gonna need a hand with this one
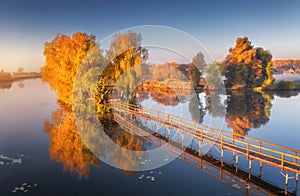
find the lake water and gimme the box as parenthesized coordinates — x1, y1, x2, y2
(0, 79, 299, 195)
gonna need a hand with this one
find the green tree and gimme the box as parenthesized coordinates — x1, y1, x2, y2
(256, 47, 274, 89)
(205, 61, 224, 90)
(188, 52, 205, 87)
(192, 52, 206, 71)
(188, 64, 201, 87)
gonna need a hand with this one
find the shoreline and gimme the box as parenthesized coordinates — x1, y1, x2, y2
(0, 74, 41, 83)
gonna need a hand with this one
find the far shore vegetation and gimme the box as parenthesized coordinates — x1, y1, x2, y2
(38, 32, 299, 111)
(0, 67, 40, 82)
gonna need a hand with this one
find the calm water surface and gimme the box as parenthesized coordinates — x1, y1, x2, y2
(0, 79, 299, 195)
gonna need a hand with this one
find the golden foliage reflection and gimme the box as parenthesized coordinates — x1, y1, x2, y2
(44, 103, 100, 179)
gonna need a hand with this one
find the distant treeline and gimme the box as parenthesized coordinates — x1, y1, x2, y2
(0, 71, 41, 82)
(272, 59, 300, 74)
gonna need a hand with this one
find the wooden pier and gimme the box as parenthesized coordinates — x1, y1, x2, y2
(113, 112, 295, 195)
(111, 101, 300, 190)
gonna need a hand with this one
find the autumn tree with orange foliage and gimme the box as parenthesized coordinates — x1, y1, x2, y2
(225, 37, 273, 90)
(40, 33, 97, 105)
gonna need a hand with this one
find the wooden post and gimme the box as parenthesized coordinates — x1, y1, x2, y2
(235, 154, 239, 173)
(259, 161, 263, 177)
(221, 136, 224, 150)
(294, 151, 298, 163)
(200, 158, 203, 169)
(181, 134, 184, 148)
(247, 143, 250, 159)
(259, 141, 262, 153)
(249, 159, 252, 171)
(221, 149, 224, 166)
(281, 153, 285, 170)
(296, 172, 299, 194)
(232, 134, 234, 145)
(199, 142, 202, 156)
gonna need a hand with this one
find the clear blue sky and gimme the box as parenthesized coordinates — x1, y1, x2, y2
(0, 0, 299, 71)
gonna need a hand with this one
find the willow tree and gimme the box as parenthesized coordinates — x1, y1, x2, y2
(95, 31, 148, 111)
(205, 61, 225, 90)
(40, 33, 97, 105)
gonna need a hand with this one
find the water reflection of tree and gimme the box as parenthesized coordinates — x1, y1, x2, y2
(44, 101, 145, 177)
(99, 114, 143, 172)
(134, 82, 180, 106)
(18, 81, 25, 88)
(0, 82, 12, 90)
(271, 90, 300, 98)
(225, 92, 272, 138)
(43, 103, 100, 179)
(205, 90, 226, 118)
(189, 93, 205, 123)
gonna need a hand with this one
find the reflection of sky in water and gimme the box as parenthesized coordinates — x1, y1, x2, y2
(274, 74, 300, 82)
(140, 97, 191, 120)
(247, 94, 300, 149)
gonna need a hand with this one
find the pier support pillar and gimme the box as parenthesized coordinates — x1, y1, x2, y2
(235, 155, 239, 173)
(198, 142, 202, 156)
(235, 154, 239, 165)
(295, 173, 299, 196)
(259, 161, 263, 177)
(221, 149, 224, 166)
(249, 159, 252, 170)
(248, 159, 252, 179)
